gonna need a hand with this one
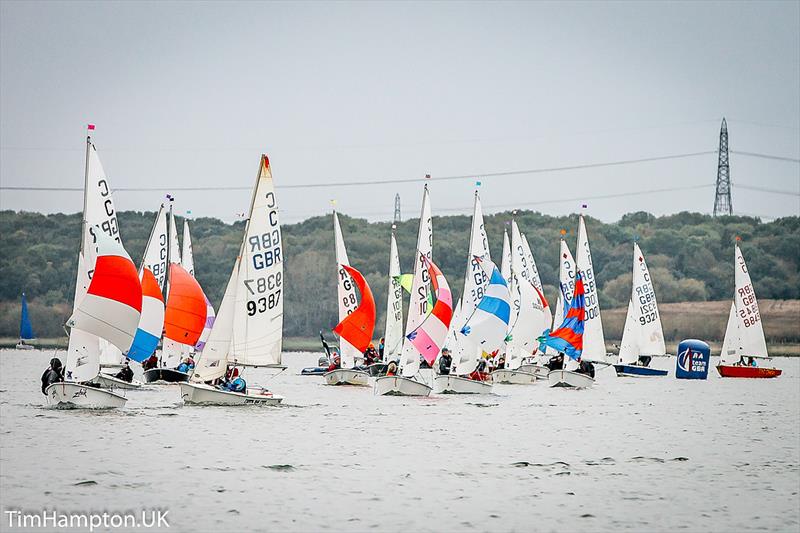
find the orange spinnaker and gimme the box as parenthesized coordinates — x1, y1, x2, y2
(164, 263, 207, 345)
(333, 264, 376, 353)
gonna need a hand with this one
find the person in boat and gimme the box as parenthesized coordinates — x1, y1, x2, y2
(40, 357, 64, 395)
(636, 355, 652, 367)
(748, 356, 757, 367)
(575, 357, 595, 378)
(438, 348, 453, 375)
(326, 348, 341, 372)
(114, 360, 134, 383)
(468, 358, 490, 382)
(363, 343, 379, 366)
(495, 355, 506, 370)
(386, 361, 398, 376)
(176, 357, 195, 373)
(546, 353, 565, 371)
(142, 353, 159, 371)
(221, 367, 246, 393)
(378, 337, 385, 359)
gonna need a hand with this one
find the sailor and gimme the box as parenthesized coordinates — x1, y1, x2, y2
(637, 355, 652, 367)
(363, 343, 379, 366)
(748, 356, 757, 367)
(326, 348, 341, 372)
(438, 348, 453, 375)
(223, 368, 246, 393)
(546, 353, 565, 371)
(468, 358, 489, 381)
(576, 357, 595, 378)
(378, 337, 385, 359)
(142, 353, 159, 371)
(177, 357, 192, 373)
(115, 360, 134, 383)
(40, 358, 64, 395)
(386, 361, 398, 376)
(495, 355, 506, 370)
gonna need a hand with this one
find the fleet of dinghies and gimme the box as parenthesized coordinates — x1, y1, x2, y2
(39, 132, 783, 409)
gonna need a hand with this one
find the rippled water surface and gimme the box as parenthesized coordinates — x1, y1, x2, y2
(1, 350, 799, 532)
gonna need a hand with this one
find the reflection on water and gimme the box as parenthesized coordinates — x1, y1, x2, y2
(1, 350, 798, 532)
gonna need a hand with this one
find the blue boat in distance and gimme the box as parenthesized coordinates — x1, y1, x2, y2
(16, 293, 36, 350)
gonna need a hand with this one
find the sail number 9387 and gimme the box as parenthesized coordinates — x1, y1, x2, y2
(244, 272, 282, 315)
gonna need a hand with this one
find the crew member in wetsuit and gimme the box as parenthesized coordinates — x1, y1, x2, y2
(637, 355, 652, 367)
(41, 358, 64, 395)
(546, 353, 565, 371)
(438, 348, 453, 375)
(468, 359, 490, 381)
(115, 360, 134, 382)
(326, 349, 341, 372)
(363, 343, 379, 366)
(222, 368, 246, 393)
(576, 358, 595, 378)
(142, 353, 159, 371)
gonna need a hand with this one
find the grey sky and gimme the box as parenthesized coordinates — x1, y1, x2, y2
(1, 1, 798, 224)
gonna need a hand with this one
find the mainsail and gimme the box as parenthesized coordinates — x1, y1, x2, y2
(553, 237, 576, 329)
(383, 230, 404, 361)
(720, 243, 768, 363)
(500, 229, 511, 285)
(182, 219, 195, 277)
(333, 211, 361, 368)
(618, 243, 666, 364)
(576, 215, 606, 361)
(399, 186, 433, 378)
(406, 258, 453, 364)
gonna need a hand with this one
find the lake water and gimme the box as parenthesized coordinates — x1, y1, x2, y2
(1, 350, 798, 532)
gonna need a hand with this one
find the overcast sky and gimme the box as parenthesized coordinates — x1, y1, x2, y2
(1, 1, 798, 224)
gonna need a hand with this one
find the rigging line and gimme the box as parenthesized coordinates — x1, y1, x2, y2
(730, 150, 800, 163)
(0, 150, 717, 192)
(735, 184, 800, 196)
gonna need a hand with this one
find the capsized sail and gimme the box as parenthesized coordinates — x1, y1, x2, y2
(618, 243, 666, 364)
(383, 230, 404, 361)
(19, 293, 34, 340)
(576, 215, 606, 361)
(399, 186, 432, 378)
(333, 264, 376, 354)
(539, 271, 585, 360)
(406, 258, 453, 366)
(334, 211, 361, 368)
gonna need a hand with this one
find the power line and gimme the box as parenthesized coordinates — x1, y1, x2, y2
(730, 150, 800, 163)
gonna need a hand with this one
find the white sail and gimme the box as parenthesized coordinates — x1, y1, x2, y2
(500, 229, 511, 285)
(162, 206, 191, 366)
(169, 210, 181, 266)
(451, 192, 492, 375)
(732, 244, 768, 357)
(505, 222, 548, 368)
(521, 232, 552, 332)
(720, 303, 741, 365)
(182, 219, 195, 277)
(383, 230, 404, 361)
(399, 186, 433, 378)
(333, 211, 360, 368)
(230, 155, 283, 367)
(576, 215, 606, 362)
(618, 243, 666, 364)
(66, 139, 123, 383)
(192, 258, 239, 382)
(553, 238, 576, 329)
(141, 205, 169, 292)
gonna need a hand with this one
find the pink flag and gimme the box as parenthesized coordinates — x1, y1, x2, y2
(87, 124, 95, 131)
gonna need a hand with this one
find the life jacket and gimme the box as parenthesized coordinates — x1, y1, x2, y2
(226, 377, 246, 393)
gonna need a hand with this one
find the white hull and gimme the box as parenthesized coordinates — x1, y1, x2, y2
(490, 369, 537, 385)
(518, 364, 550, 378)
(374, 376, 431, 397)
(93, 373, 143, 390)
(15, 342, 35, 350)
(433, 375, 493, 394)
(180, 382, 283, 406)
(547, 370, 594, 389)
(45, 382, 127, 409)
(324, 368, 370, 386)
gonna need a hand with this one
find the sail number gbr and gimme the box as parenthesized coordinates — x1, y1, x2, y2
(244, 272, 282, 316)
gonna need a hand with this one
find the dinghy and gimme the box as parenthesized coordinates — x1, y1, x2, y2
(380, 226, 404, 367)
(46, 136, 142, 409)
(324, 212, 373, 386)
(93, 373, 143, 390)
(575, 215, 610, 365)
(15, 292, 35, 349)
(376, 186, 451, 396)
(180, 154, 285, 405)
(613, 243, 668, 377)
(716, 241, 781, 378)
(539, 271, 594, 388)
(435, 192, 495, 394)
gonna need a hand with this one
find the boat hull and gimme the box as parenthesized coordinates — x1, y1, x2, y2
(143, 368, 190, 383)
(45, 382, 127, 409)
(15, 343, 35, 350)
(366, 362, 389, 377)
(180, 382, 283, 405)
(716, 365, 782, 378)
(324, 369, 370, 386)
(433, 375, 493, 394)
(300, 366, 328, 376)
(547, 370, 594, 389)
(518, 364, 550, 378)
(374, 376, 431, 397)
(490, 369, 537, 384)
(93, 373, 143, 390)
(613, 364, 668, 378)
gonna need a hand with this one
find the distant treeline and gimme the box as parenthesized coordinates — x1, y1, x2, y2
(1, 209, 798, 341)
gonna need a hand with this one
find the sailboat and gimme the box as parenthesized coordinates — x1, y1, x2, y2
(613, 243, 668, 377)
(143, 202, 207, 383)
(716, 241, 782, 378)
(576, 214, 609, 364)
(376, 185, 448, 396)
(181, 217, 217, 353)
(492, 220, 548, 384)
(180, 155, 285, 405)
(16, 293, 35, 349)
(46, 136, 142, 408)
(324, 211, 375, 386)
(435, 191, 496, 394)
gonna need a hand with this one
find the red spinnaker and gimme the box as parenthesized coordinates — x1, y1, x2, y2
(333, 264, 376, 353)
(164, 263, 207, 345)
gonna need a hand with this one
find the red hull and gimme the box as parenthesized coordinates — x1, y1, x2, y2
(716, 365, 782, 378)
